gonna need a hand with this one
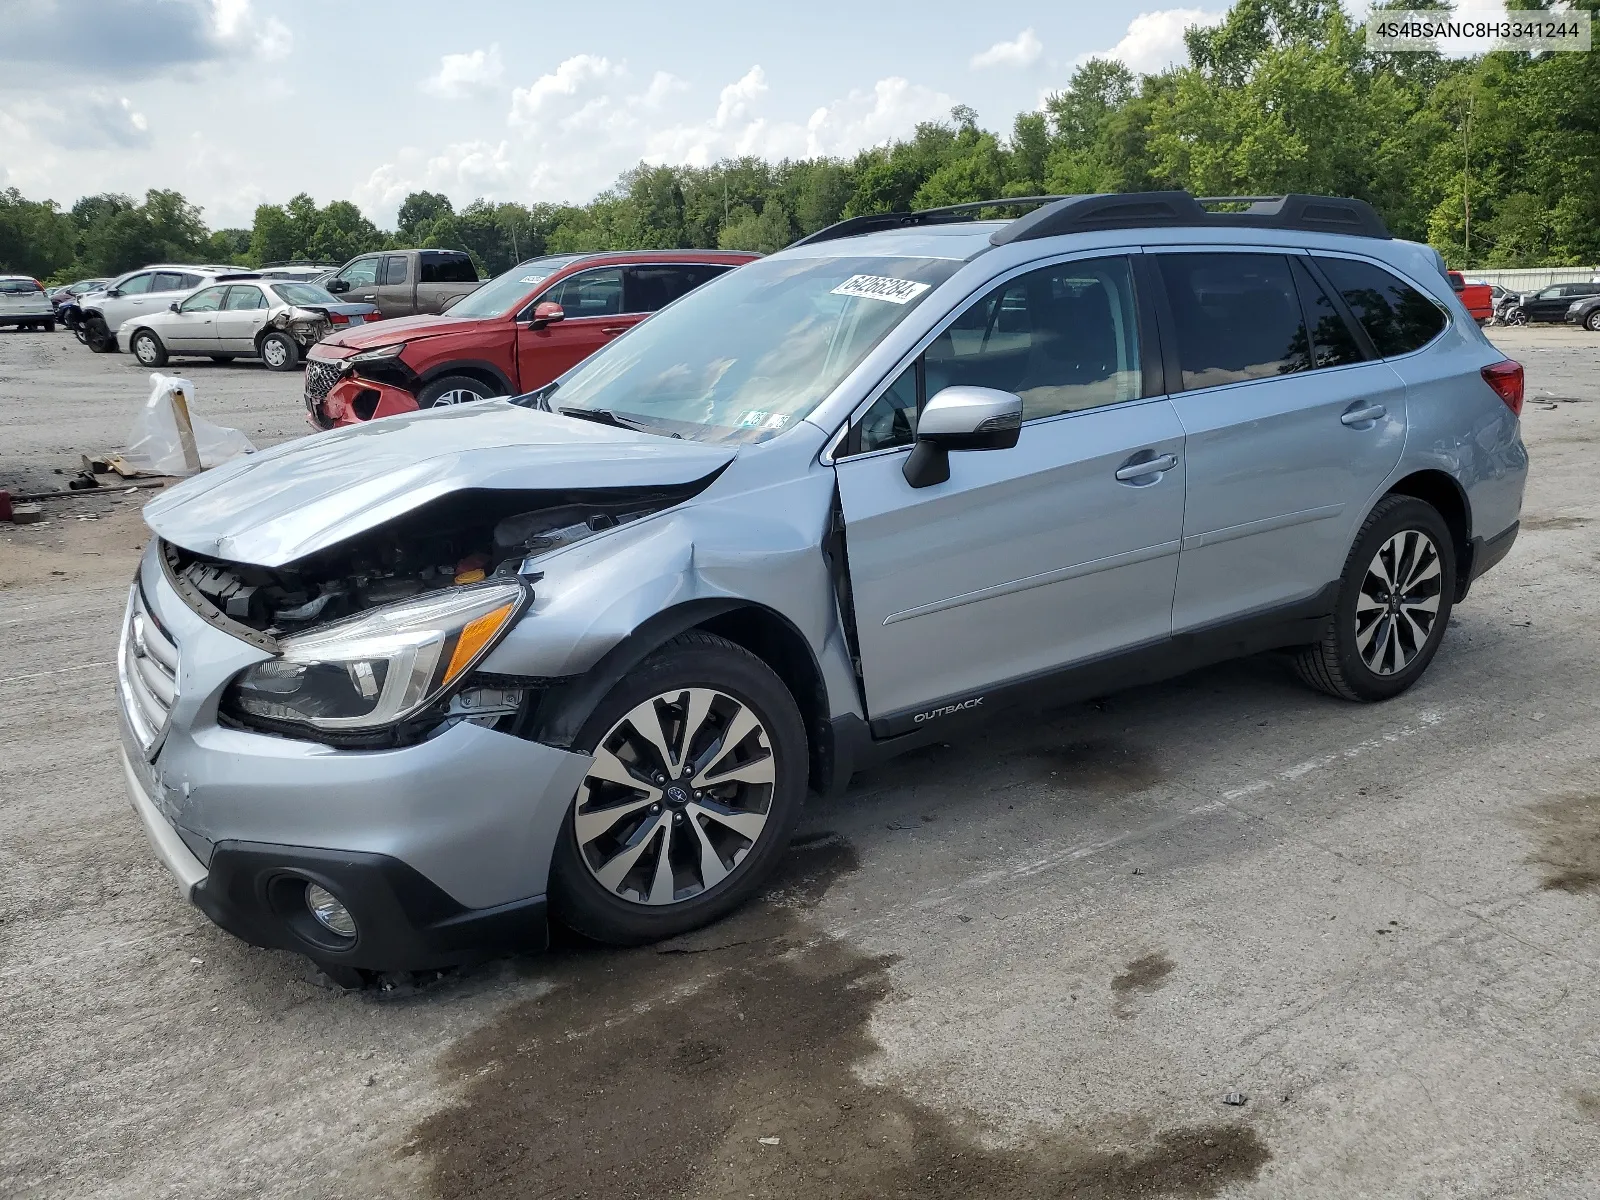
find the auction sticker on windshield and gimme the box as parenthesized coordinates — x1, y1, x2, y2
(830, 275, 932, 304)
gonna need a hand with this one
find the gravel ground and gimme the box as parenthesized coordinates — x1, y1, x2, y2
(2, 325, 1599, 1199)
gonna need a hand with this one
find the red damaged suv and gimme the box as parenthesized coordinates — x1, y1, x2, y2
(304, 249, 756, 427)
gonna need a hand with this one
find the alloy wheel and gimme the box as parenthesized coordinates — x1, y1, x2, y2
(429, 388, 486, 407)
(1356, 529, 1443, 676)
(575, 687, 776, 906)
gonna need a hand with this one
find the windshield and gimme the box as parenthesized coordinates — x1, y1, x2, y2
(445, 256, 583, 319)
(271, 282, 338, 306)
(524, 255, 959, 443)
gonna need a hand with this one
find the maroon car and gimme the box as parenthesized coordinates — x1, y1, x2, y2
(304, 249, 756, 427)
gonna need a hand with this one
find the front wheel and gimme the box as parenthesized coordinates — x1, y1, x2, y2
(1505, 307, 1528, 326)
(130, 328, 167, 367)
(1586, 311, 1600, 333)
(1292, 495, 1456, 702)
(549, 632, 808, 945)
(417, 373, 499, 408)
(84, 315, 115, 352)
(260, 331, 299, 371)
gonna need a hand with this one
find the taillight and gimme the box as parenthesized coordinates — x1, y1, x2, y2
(1481, 359, 1524, 416)
(364, 310, 382, 320)
(329, 311, 349, 325)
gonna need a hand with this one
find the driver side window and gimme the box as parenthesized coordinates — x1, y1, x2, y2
(339, 257, 381, 288)
(849, 255, 1143, 455)
(181, 286, 227, 312)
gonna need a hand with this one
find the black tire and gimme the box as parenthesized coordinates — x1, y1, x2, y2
(130, 328, 167, 367)
(209, 354, 235, 363)
(549, 632, 808, 945)
(44, 320, 55, 333)
(1506, 307, 1528, 326)
(84, 315, 115, 352)
(1292, 495, 1457, 702)
(417, 373, 500, 408)
(1586, 310, 1600, 334)
(260, 331, 299, 371)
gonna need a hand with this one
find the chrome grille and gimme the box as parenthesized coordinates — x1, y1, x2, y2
(304, 359, 341, 415)
(118, 583, 178, 755)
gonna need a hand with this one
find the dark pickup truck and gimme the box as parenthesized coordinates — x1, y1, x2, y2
(323, 249, 481, 318)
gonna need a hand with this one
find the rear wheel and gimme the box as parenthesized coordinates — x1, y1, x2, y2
(130, 328, 167, 367)
(260, 331, 298, 371)
(44, 320, 55, 333)
(1292, 495, 1456, 702)
(417, 373, 500, 408)
(549, 632, 807, 945)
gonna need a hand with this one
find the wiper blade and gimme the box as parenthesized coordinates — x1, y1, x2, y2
(557, 407, 679, 437)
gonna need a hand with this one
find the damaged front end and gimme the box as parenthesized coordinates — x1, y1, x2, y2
(162, 483, 704, 748)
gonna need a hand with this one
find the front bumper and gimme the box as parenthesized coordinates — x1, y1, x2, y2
(117, 552, 595, 970)
(318, 372, 421, 427)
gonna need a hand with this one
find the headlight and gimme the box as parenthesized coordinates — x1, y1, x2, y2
(229, 582, 526, 732)
(348, 343, 405, 365)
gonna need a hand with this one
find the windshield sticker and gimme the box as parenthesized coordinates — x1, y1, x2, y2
(519, 274, 550, 284)
(830, 274, 932, 304)
(737, 410, 771, 428)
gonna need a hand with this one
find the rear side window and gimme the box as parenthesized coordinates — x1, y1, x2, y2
(1314, 257, 1446, 357)
(1156, 253, 1310, 389)
(1290, 260, 1364, 369)
(118, 274, 154, 295)
(383, 255, 409, 286)
(420, 252, 478, 284)
(224, 285, 267, 310)
(623, 264, 729, 314)
(151, 272, 188, 292)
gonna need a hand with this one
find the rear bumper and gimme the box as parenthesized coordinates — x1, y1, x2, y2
(1460, 520, 1519, 601)
(0, 309, 53, 323)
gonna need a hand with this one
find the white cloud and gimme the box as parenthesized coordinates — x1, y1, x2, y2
(1083, 8, 1225, 74)
(424, 45, 505, 99)
(208, 0, 291, 61)
(1, 90, 151, 152)
(971, 28, 1044, 70)
(354, 58, 954, 225)
(509, 54, 622, 125)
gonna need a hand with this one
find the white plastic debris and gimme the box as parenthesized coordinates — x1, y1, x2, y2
(758, 1137, 780, 1146)
(123, 373, 254, 476)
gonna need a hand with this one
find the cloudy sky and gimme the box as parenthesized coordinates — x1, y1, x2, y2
(0, 0, 1243, 229)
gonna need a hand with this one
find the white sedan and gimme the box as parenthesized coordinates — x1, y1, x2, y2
(117, 279, 382, 371)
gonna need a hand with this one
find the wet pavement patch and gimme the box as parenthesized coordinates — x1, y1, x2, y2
(1521, 514, 1591, 531)
(405, 840, 1265, 1199)
(1521, 794, 1600, 894)
(1025, 739, 1165, 795)
(1111, 952, 1177, 1019)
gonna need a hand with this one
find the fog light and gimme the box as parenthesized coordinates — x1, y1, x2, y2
(305, 883, 356, 938)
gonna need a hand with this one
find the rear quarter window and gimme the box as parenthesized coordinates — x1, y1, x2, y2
(1314, 257, 1446, 357)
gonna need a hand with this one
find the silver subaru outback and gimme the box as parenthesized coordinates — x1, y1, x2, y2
(118, 192, 1527, 980)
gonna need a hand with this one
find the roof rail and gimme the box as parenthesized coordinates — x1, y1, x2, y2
(790, 190, 1390, 250)
(789, 196, 1071, 248)
(990, 191, 1390, 244)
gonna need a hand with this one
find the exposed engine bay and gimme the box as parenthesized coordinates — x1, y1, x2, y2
(163, 483, 703, 638)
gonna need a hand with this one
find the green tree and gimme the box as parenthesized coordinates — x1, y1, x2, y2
(397, 191, 453, 241)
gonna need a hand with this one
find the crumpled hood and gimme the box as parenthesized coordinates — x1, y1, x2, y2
(144, 401, 736, 566)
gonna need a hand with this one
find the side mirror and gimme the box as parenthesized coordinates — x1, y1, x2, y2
(169, 301, 180, 312)
(529, 301, 565, 330)
(106, 288, 121, 298)
(326, 279, 350, 294)
(902, 386, 1022, 489)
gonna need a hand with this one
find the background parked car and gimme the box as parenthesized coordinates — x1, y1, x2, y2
(1502, 281, 1600, 325)
(257, 262, 341, 282)
(1446, 271, 1493, 323)
(117, 279, 381, 371)
(48, 277, 108, 313)
(1566, 294, 1600, 332)
(321, 248, 481, 318)
(0, 276, 55, 330)
(305, 249, 754, 426)
(75, 265, 255, 351)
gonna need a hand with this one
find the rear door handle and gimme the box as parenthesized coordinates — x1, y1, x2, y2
(1341, 403, 1386, 426)
(1115, 452, 1178, 482)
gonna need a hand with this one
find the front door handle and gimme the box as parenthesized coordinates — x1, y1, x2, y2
(600, 325, 628, 335)
(1341, 403, 1386, 426)
(1115, 452, 1177, 482)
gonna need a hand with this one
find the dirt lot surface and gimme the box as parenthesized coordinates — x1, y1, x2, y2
(3, 325, 1599, 1198)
